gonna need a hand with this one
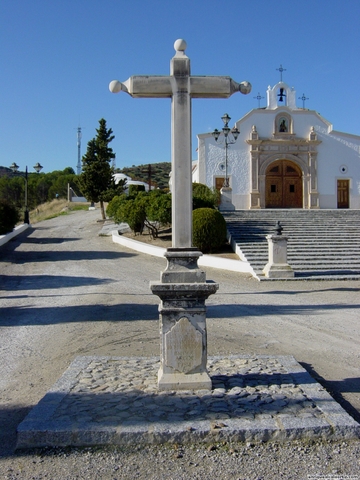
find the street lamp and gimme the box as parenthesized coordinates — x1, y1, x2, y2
(212, 113, 239, 188)
(9, 162, 43, 224)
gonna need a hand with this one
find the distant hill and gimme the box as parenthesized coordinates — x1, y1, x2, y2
(118, 162, 171, 190)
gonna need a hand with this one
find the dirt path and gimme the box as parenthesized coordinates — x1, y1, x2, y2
(0, 208, 359, 464)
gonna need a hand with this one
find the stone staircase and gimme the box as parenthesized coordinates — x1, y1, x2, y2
(223, 209, 360, 280)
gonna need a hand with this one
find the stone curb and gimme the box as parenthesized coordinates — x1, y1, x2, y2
(16, 355, 360, 449)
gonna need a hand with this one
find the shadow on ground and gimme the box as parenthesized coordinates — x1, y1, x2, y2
(300, 362, 360, 423)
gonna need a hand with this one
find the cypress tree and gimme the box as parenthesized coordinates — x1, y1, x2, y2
(80, 119, 116, 219)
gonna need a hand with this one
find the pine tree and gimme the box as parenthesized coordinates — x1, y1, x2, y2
(80, 119, 116, 219)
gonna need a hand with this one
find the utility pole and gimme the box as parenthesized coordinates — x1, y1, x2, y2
(76, 126, 82, 175)
(142, 163, 152, 191)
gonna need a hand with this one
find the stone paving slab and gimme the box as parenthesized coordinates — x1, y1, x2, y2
(16, 355, 360, 449)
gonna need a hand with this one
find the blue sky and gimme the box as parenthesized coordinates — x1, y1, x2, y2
(1, 0, 359, 173)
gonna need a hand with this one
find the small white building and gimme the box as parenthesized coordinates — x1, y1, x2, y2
(113, 173, 150, 192)
(194, 81, 360, 210)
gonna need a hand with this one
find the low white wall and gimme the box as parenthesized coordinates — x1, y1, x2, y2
(111, 231, 253, 274)
(112, 231, 166, 258)
(0, 223, 30, 247)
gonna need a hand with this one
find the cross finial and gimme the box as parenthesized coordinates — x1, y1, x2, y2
(174, 38, 187, 55)
(277, 64, 286, 82)
(254, 92, 264, 108)
(298, 93, 309, 109)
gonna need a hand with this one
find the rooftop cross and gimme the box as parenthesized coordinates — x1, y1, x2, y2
(254, 92, 264, 108)
(110, 39, 251, 249)
(299, 93, 309, 108)
(276, 64, 286, 82)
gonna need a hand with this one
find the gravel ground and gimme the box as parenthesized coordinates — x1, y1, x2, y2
(1, 441, 359, 479)
(0, 209, 359, 478)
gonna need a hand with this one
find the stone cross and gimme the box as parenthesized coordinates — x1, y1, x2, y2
(110, 40, 251, 390)
(109, 39, 251, 248)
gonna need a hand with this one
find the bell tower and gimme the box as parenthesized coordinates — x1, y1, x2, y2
(267, 82, 297, 109)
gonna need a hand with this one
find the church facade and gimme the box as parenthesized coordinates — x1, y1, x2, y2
(193, 82, 360, 210)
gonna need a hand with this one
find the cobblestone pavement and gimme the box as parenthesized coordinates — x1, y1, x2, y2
(17, 355, 359, 448)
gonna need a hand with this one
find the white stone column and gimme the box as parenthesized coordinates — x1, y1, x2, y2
(170, 43, 192, 248)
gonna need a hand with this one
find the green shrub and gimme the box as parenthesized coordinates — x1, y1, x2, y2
(192, 183, 219, 210)
(192, 208, 227, 253)
(122, 199, 146, 233)
(128, 184, 145, 197)
(107, 190, 171, 237)
(145, 191, 171, 225)
(110, 196, 146, 233)
(106, 194, 127, 220)
(0, 201, 20, 235)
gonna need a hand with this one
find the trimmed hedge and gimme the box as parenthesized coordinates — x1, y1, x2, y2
(192, 208, 227, 253)
(192, 183, 219, 210)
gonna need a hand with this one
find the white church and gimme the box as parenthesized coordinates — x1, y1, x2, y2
(193, 81, 360, 210)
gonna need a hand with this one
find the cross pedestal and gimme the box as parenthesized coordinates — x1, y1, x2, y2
(152, 249, 218, 390)
(263, 234, 294, 278)
(110, 39, 251, 390)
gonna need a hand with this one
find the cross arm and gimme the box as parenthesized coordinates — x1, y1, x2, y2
(109, 76, 173, 98)
(190, 77, 251, 98)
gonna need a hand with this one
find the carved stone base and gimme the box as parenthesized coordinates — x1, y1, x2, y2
(158, 367, 212, 391)
(263, 263, 295, 278)
(150, 249, 218, 391)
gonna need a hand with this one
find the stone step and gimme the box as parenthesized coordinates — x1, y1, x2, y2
(236, 239, 360, 245)
(245, 257, 360, 265)
(240, 244, 360, 251)
(241, 250, 360, 255)
(224, 209, 360, 280)
(236, 244, 360, 251)
(243, 258, 360, 266)
(251, 263, 360, 270)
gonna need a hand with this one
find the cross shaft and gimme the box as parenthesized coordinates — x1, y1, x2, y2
(110, 39, 251, 248)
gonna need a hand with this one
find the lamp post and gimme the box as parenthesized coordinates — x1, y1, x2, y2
(9, 162, 43, 224)
(212, 113, 239, 188)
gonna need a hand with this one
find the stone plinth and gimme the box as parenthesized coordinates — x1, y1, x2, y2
(219, 186, 235, 211)
(151, 249, 218, 390)
(263, 234, 294, 278)
(160, 248, 206, 283)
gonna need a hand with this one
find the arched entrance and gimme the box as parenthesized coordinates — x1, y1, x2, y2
(265, 160, 303, 208)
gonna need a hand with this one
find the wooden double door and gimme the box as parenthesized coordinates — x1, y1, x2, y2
(265, 160, 303, 208)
